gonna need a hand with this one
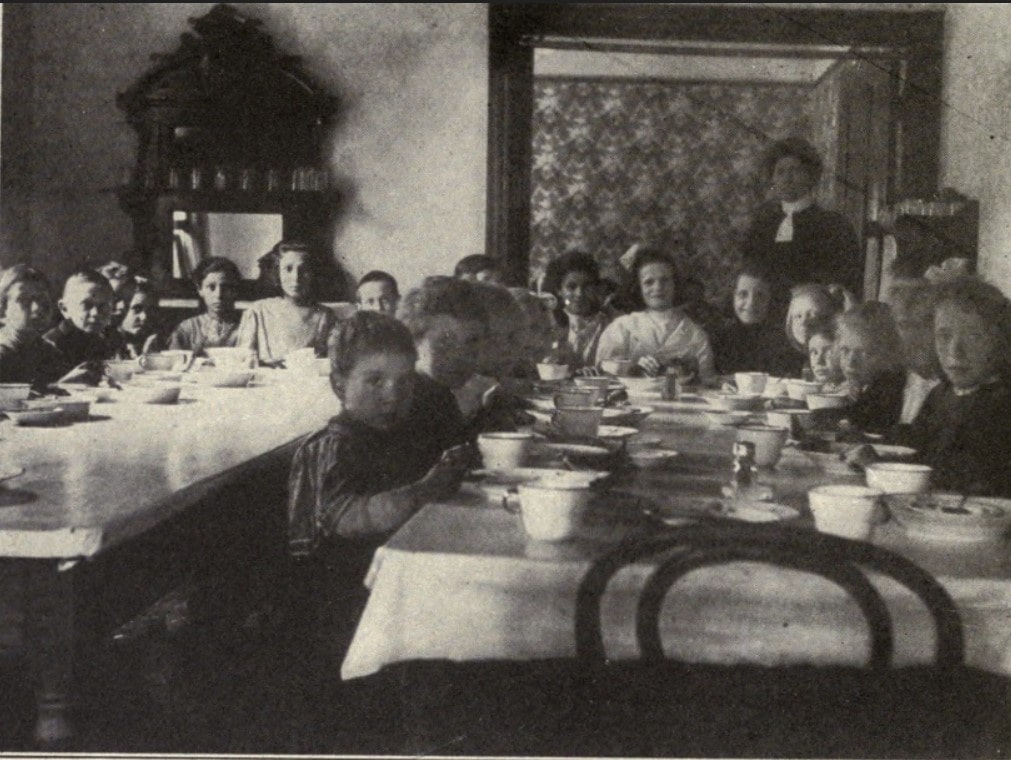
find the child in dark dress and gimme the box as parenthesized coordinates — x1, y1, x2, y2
(42, 270, 116, 383)
(713, 262, 796, 377)
(852, 279, 1011, 497)
(834, 302, 906, 435)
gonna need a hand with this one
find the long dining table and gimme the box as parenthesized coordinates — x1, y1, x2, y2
(0, 371, 338, 745)
(341, 393, 1011, 681)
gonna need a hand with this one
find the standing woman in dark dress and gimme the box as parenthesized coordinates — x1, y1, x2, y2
(742, 137, 862, 299)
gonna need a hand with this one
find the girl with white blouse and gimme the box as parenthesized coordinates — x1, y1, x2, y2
(596, 248, 715, 384)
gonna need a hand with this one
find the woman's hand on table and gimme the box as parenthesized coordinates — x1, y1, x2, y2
(637, 355, 662, 377)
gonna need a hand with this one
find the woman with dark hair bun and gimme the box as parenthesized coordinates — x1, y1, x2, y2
(742, 137, 861, 296)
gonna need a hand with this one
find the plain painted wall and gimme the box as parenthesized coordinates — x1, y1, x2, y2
(1, 3, 487, 293)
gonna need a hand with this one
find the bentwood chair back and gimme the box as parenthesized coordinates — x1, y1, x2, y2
(383, 524, 1011, 757)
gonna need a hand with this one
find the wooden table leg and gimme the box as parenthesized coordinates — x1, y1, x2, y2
(25, 560, 75, 747)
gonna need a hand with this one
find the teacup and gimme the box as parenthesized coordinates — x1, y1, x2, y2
(766, 409, 815, 439)
(552, 406, 603, 438)
(808, 485, 883, 540)
(516, 481, 593, 542)
(572, 377, 612, 404)
(140, 350, 192, 372)
(735, 424, 789, 468)
(478, 432, 534, 470)
(554, 388, 600, 409)
(600, 358, 634, 377)
(735, 372, 768, 396)
(536, 362, 570, 381)
(105, 359, 140, 383)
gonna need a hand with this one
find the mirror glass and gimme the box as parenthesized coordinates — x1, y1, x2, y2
(171, 211, 284, 280)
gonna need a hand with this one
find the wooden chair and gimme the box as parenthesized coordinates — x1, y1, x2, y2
(381, 523, 1011, 757)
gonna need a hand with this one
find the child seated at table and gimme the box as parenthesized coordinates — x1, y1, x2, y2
(886, 278, 943, 425)
(596, 248, 716, 384)
(713, 262, 796, 377)
(43, 270, 116, 381)
(805, 320, 844, 387)
(168, 257, 242, 352)
(784, 282, 844, 378)
(0, 264, 63, 387)
(288, 311, 472, 556)
(874, 278, 1011, 497)
(237, 241, 337, 365)
(95, 259, 136, 329)
(355, 270, 400, 318)
(832, 302, 906, 435)
(112, 279, 164, 358)
(541, 250, 611, 371)
(287, 311, 473, 666)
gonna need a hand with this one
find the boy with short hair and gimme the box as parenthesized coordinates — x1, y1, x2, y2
(43, 270, 116, 379)
(355, 270, 400, 318)
(288, 311, 471, 559)
(454, 254, 501, 285)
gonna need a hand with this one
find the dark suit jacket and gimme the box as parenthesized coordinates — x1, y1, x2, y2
(742, 203, 861, 295)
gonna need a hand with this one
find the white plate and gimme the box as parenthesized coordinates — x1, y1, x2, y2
(603, 406, 654, 424)
(471, 467, 607, 500)
(650, 498, 798, 524)
(538, 442, 613, 461)
(596, 425, 640, 440)
(628, 449, 679, 469)
(887, 493, 1011, 542)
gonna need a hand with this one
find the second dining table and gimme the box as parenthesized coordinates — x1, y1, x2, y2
(341, 392, 1011, 680)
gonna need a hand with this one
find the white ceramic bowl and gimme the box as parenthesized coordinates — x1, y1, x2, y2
(140, 351, 192, 372)
(806, 392, 850, 411)
(707, 392, 765, 412)
(766, 409, 815, 435)
(734, 372, 769, 396)
(600, 359, 634, 377)
(28, 398, 90, 422)
(886, 493, 1011, 543)
(478, 432, 534, 470)
(119, 382, 182, 405)
(0, 384, 31, 406)
(865, 462, 932, 494)
(536, 362, 570, 381)
(204, 347, 258, 370)
(517, 481, 593, 541)
(808, 484, 883, 540)
(105, 360, 140, 384)
(786, 380, 823, 401)
(621, 376, 664, 397)
(735, 424, 789, 468)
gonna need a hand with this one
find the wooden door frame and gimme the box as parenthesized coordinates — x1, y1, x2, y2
(486, 3, 944, 283)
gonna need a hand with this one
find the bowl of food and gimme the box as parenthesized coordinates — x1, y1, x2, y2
(140, 351, 192, 372)
(806, 392, 850, 411)
(105, 360, 141, 384)
(735, 424, 790, 468)
(30, 398, 91, 422)
(865, 462, 932, 494)
(886, 493, 1011, 543)
(707, 392, 765, 412)
(0, 383, 31, 407)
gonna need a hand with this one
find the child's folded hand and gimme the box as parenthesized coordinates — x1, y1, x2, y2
(418, 445, 472, 501)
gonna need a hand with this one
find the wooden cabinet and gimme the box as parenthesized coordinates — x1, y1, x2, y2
(116, 4, 345, 302)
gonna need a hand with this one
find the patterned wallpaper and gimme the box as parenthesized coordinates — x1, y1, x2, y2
(531, 78, 813, 299)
